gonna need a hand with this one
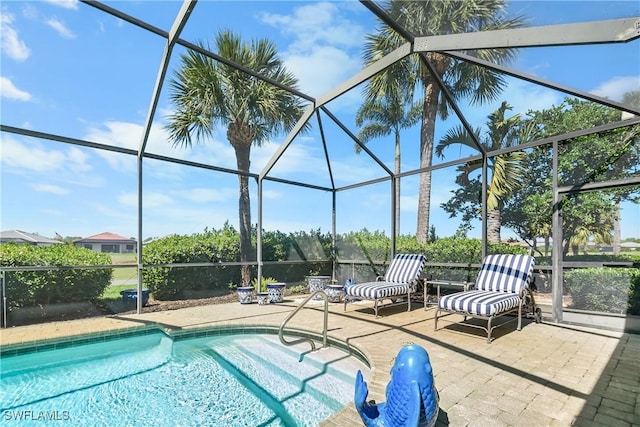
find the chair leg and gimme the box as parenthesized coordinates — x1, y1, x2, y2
(517, 301, 523, 331)
(486, 317, 493, 343)
(434, 309, 439, 331)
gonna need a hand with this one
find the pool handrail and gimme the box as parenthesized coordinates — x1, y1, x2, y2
(278, 290, 328, 351)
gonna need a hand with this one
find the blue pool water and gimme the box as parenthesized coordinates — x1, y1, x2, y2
(0, 330, 369, 426)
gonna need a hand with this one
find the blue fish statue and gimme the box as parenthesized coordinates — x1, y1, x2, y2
(354, 344, 439, 427)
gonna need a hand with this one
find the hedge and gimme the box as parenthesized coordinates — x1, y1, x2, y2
(565, 267, 640, 315)
(0, 243, 112, 310)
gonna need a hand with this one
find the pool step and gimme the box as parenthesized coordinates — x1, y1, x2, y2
(197, 335, 360, 420)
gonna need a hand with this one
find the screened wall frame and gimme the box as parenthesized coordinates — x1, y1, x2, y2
(0, 0, 638, 326)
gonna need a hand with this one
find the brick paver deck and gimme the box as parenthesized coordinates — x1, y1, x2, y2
(1, 298, 638, 426)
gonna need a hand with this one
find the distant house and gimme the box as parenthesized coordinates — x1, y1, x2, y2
(74, 232, 137, 253)
(0, 230, 62, 246)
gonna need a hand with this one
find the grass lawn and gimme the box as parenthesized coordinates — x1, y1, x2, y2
(110, 253, 137, 265)
(101, 284, 132, 301)
(111, 266, 137, 281)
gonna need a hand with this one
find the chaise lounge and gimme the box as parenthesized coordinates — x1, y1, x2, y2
(344, 253, 427, 318)
(434, 254, 541, 342)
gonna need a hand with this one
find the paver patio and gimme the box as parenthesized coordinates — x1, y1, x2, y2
(1, 298, 638, 426)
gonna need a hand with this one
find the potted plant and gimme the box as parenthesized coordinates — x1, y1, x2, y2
(252, 277, 277, 305)
(267, 282, 286, 303)
(306, 272, 331, 300)
(234, 282, 254, 305)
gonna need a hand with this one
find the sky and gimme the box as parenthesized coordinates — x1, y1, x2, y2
(1, 0, 639, 246)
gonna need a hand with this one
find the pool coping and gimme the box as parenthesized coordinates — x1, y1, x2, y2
(0, 323, 372, 372)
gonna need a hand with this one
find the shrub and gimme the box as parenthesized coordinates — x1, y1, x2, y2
(0, 243, 112, 310)
(142, 224, 241, 300)
(565, 267, 640, 315)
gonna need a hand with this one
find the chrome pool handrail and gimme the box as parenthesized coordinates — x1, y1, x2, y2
(278, 290, 328, 351)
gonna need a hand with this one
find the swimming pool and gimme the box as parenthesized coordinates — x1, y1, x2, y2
(0, 328, 370, 426)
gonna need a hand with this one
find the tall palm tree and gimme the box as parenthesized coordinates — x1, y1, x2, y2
(165, 30, 307, 286)
(436, 101, 528, 243)
(355, 57, 422, 235)
(364, 0, 525, 243)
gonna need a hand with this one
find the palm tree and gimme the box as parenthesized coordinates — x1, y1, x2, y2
(165, 30, 307, 286)
(436, 101, 528, 243)
(355, 57, 422, 235)
(364, 0, 525, 243)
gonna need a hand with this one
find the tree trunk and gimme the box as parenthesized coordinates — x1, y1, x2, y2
(234, 145, 253, 286)
(613, 201, 621, 255)
(544, 234, 550, 256)
(487, 208, 501, 244)
(416, 82, 439, 243)
(228, 123, 254, 287)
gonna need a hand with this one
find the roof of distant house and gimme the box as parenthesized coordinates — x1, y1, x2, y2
(620, 241, 640, 248)
(0, 230, 61, 244)
(74, 232, 136, 243)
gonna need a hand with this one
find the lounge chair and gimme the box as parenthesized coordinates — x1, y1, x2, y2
(344, 253, 427, 318)
(434, 254, 541, 342)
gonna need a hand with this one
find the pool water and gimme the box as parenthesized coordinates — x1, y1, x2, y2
(0, 331, 369, 426)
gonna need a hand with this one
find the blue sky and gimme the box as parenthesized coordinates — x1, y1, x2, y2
(1, 0, 639, 244)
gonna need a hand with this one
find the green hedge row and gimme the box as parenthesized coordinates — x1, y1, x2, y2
(0, 243, 112, 310)
(141, 227, 529, 300)
(565, 268, 640, 315)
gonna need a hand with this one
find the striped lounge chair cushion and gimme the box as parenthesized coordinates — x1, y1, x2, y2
(475, 254, 535, 294)
(345, 254, 426, 299)
(345, 282, 411, 299)
(439, 290, 522, 316)
(384, 254, 427, 284)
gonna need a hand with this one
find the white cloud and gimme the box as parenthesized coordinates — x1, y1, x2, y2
(43, 0, 79, 10)
(118, 191, 175, 209)
(0, 76, 32, 101)
(0, 12, 30, 61)
(66, 146, 92, 173)
(85, 119, 237, 175)
(591, 75, 640, 102)
(0, 136, 96, 186)
(263, 190, 282, 200)
(42, 208, 65, 216)
(178, 188, 236, 203)
(260, 2, 365, 52)
(284, 45, 362, 99)
(1, 136, 68, 173)
(46, 17, 76, 39)
(32, 183, 69, 195)
(259, 2, 365, 104)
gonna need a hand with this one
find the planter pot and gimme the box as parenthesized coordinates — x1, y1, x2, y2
(236, 286, 254, 304)
(256, 292, 270, 305)
(120, 288, 150, 307)
(267, 283, 286, 303)
(307, 275, 331, 300)
(325, 284, 345, 303)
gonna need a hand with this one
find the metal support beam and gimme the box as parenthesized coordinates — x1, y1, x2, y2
(315, 43, 412, 108)
(414, 17, 640, 52)
(552, 139, 563, 324)
(445, 51, 640, 117)
(260, 105, 315, 179)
